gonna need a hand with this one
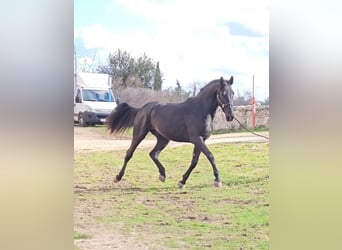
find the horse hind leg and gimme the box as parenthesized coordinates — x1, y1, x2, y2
(178, 146, 201, 188)
(149, 134, 169, 182)
(114, 125, 148, 183)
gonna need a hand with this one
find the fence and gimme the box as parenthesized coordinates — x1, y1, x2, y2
(213, 105, 269, 131)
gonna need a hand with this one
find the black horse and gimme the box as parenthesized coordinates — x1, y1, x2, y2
(106, 76, 235, 188)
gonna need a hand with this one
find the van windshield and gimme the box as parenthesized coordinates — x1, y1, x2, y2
(82, 89, 115, 102)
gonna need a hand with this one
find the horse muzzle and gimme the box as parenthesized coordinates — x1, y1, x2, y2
(226, 116, 234, 122)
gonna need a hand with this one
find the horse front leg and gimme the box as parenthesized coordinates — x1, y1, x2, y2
(182, 136, 222, 188)
(202, 147, 222, 187)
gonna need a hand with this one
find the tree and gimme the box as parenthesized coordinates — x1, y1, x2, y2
(191, 81, 205, 97)
(243, 90, 253, 104)
(234, 89, 253, 105)
(98, 49, 163, 89)
(153, 61, 163, 91)
(192, 81, 197, 97)
(98, 49, 135, 87)
(135, 53, 155, 89)
(174, 80, 190, 101)
(175, 79, 181, 97)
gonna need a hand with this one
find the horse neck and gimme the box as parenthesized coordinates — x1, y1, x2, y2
(195, 87, 219, 117)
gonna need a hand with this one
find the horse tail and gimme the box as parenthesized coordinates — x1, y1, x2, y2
(106, 103, 139, 134)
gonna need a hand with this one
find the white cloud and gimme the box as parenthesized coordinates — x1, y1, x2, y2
(76, 0, 269, 100)
(79, 24, 112, 49)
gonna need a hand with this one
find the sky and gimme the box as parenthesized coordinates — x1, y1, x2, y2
(74, 0, 269, 101)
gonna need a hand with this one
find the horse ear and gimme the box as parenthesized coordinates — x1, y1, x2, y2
(228, 76, 234, 85)
(220, 77, 225, 88)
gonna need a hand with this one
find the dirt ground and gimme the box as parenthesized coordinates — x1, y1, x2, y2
(74, 125, 269, 153)
(74, 126, 269, 250)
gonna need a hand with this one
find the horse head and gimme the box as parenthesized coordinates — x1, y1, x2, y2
(217, 76, 235, 121)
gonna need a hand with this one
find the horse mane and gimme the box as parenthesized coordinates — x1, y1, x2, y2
(196, 79, 220, 97)
(182, 79, 220, 105)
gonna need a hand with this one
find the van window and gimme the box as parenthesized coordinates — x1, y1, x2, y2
(82, 89, 115, 102)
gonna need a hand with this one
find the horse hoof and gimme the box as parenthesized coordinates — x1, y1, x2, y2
(113, 175, 121, 183)
(214, 181, 222, 187)
(178, 182, 185, 189)
(159, 175, 166, 182)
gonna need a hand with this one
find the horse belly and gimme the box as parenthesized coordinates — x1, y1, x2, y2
(151, 115, 190, 142)
(155, 123, 189, 142)
(169, 133, 190, 143)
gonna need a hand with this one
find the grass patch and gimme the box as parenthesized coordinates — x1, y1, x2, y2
(74, 232, 90, 240)
(74, 142, 269, 249)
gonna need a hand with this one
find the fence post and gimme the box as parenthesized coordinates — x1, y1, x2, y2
(252, 75, 256, 129)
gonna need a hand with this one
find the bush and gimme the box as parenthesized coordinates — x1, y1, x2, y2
(115, 87, 184, 108)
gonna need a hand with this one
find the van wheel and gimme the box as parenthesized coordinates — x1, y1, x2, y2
(78, 112, 87, 127)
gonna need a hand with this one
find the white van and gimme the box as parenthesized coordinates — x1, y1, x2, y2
(74, 73, 117, 126)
